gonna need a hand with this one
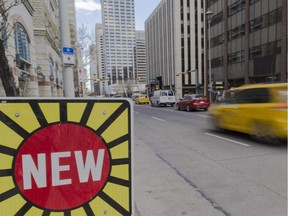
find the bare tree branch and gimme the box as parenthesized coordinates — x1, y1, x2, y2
(0, 0, 22, 21)
(77, 24, 95, 67)
(0, 0, 23, 96)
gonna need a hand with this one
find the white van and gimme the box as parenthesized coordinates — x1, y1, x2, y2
(150, 90, 176, 107)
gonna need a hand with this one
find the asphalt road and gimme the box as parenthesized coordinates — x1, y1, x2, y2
(133, 104, 287, 216)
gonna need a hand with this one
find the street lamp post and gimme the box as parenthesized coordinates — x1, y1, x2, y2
(188, 69, 199, 94)
(175, 69, 199, 99)
(175, 72, 184, 100)
(206, 11, 213, 101)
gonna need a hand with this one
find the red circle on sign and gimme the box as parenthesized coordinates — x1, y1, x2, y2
(14, 124, 110, 211)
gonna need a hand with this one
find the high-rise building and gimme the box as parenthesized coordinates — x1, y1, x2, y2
(100, 0, 136, 94)
(134, 30, 147, 84)
(145, 0, 206, 99)
(95, 23, 105, 95)
(207, 0, 287, 89)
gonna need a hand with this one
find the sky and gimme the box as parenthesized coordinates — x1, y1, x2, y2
(75, 0, 161, 35)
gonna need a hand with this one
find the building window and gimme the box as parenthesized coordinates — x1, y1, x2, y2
(228, 50, 245, 64)
(250, 0, 260, 5)
(249, 40, 281, 60)
(211, 34, 224, 48)
(228, 0, 245, 17)
(249, 45, 262, 59)
(211, 56, 223, 68)
(211, 11, 224, 27)
(55, 63, 59, 83)
(14, 23, 31, 63)
(49, 58, 54, 78)
(250, 8, 282, 33)
(250, 17, 263, 32)
(228, 24, 245, 40)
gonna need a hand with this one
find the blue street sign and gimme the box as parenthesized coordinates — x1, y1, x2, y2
(62, 47, 74, 55)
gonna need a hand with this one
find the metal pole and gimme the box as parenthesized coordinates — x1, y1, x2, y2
(59, 0, 75, 97)
(195, 68, 199, 94)
(208, 19, 212, 101)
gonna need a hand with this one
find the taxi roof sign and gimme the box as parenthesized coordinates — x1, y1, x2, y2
(0, 98, 133, 215)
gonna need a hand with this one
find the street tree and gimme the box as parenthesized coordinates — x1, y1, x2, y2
(77, 24, 95, 68)
(0, 0, 23, 96)
(76, 24, 95, 95)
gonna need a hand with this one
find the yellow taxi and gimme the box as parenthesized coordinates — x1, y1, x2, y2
(208, 83, 287, 143)
(135, 95, 150, 105)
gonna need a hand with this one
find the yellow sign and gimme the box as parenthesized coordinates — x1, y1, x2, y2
(0, 98, 133, 216)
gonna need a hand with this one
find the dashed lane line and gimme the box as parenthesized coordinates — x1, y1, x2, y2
(205, 133, 251, 147)
(152, 117, 166, 122)
(198, 114, 213, 118)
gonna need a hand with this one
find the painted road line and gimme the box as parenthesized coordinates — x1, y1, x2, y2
(198, 114, 212, 118)
(163, 109, 175, 112)
(205, 133, 251, 147)
(147, 106, 175, 112)
(134, 111, 139, 114)
(152, 117, 166, 122)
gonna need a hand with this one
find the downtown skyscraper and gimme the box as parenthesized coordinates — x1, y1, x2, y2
(100, 0, 136, 90)
(145, 0, 206, 99)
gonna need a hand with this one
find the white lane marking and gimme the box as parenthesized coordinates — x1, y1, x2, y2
(152, 117, 166, 122)
(164, 109, 175, 112)
(198, 114, 212, 118)
(148, 106, 175, 112)
(205, 133, 251, 147)
(134, 111, 139, 114)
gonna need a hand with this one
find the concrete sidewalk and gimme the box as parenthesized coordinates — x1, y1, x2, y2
(134, 136, 226, 216)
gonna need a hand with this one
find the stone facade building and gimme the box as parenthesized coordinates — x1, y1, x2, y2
(0, 0, 37, 96)
(32, 0, 63, 97)
(0, 0, 77, 97)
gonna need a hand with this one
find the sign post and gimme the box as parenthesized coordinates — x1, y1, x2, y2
(0, 98, 133, 215)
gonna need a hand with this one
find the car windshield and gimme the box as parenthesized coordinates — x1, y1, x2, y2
(168, 91, 174, 96)
(190, 95, 205, 99)
(162, 92, 168, 96)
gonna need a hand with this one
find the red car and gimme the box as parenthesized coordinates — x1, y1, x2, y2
(176, 94, 210, 111)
